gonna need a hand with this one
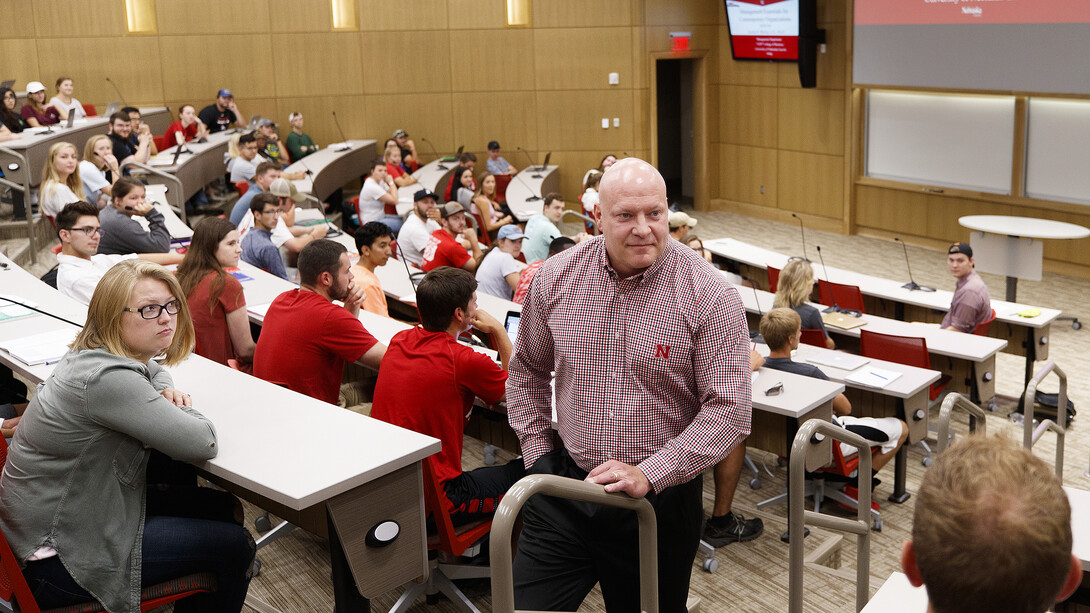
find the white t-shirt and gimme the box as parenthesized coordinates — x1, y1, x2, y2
(237, 213, 293, 247)
(39, 182, 82, 219)
(57, 253, 137, 305)
(78, 160, 110, 209)
(582, 187, 599, 216)
(230, 156, 261, 183)
(397, 213, 440, 267)
(357, 177, 389, 224)
(48, 96, 86, 120)
(475, 248, 521, 300)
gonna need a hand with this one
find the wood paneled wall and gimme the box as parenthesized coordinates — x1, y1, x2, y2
(6, 0, 705, 203)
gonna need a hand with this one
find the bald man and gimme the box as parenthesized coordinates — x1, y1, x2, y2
(507, 158, 753, 612)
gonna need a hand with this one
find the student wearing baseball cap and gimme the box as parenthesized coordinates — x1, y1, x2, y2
(668, 211, 698, 241)
(942, 242, 992, 333)
(421, 202, 483, 273)
(198, 88, 244, 133)
(475, 224, 525, 300)
(20, 81, 61, 128)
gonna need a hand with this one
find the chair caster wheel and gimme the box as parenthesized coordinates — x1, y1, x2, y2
(873, 519, 883, 532)
(702, 557, 718, 573)
(1073, 321, 1082, 330)
(255, 513, 272, 533)
(921, 456, 933, 467)
(252, 558, 262, 577)
(749, 478, 762, 490)
(483, 444, 497, 466)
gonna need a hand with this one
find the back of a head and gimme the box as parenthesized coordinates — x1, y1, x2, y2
(416, 267, 476, 332)
(548, 236, 576, 257)
(773, 258, 814, 309)
(913, 436, 1072, 613)
(298, 239, 346, 287)
(759, 308, 800, 352)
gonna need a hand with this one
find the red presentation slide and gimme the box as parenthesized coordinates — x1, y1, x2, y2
(727, 0, 799, 60)
(856, 0, 1090, 26)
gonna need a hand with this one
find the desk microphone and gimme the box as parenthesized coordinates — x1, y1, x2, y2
(894, 237, 935, 292)
(106, 77, 127, 106)
(0, 296, 84, 329)
(515, 147, 537, 173)
(791, 213, 809, 261)
(330, 111, 351, 152)
(816, 246, 850, 316)
(749, 283, 765, 341)
(297, 158, 314, 176)
(394, 240, 425, 290)
(420, 138, 448, 170)
(510, 169, 542, 202)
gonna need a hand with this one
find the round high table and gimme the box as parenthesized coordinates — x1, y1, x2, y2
(958, 215, 1089, 306)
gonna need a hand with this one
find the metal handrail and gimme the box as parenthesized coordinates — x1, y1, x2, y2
(1022, 360, 1067, 480)
(562, 210, 598, 233)
(935, 393, 987, 454)
(789, 420, 871, 613)
(490, 474, 658, 613)
(0, 146, 36, 264)
(119, 161, 187, 225)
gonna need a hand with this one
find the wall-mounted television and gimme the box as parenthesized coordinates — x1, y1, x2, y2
(725, 0, 800, 61)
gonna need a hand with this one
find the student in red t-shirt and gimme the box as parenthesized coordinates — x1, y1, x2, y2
(512, 235, 576, 305)
(164, 104, 210, 147)
(177, 217, 256, 369)
(371, 267, 524, 524)
(421, 202, 483, 273)
(253, 240, 385, 403)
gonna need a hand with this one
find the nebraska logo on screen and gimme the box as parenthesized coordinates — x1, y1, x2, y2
(726, 0, 800, 60)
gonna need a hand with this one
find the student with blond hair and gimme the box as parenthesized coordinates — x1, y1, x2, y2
(902, 436, 1081, 613)
(39, 142, 85, 219)
(80, 135, 120, 209)
(773, 257, 835, 349)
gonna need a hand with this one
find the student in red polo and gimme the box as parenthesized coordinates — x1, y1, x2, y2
(253, 239, 385, 403)
(371, 267, 524, 524)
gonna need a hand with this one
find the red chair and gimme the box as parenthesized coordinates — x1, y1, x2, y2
(767, 266, 781, 293)
(81, 103, 97, 117)
(799, 328, 826, 348)
(388, 457, 491, 613)
(973, 309, 997, 336)
(0, 437, 217, 612)
(152, 134, 169, 152)
(50, 243, 62, 255)
(471, 211, 491, 247)
(493, 174, 512, 204)
(860, 329, 951, 402)
(234, 181, 249, 197)
(817, 279, 866, 314)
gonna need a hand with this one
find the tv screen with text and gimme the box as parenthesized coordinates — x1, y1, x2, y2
(726, 0, 800, 61)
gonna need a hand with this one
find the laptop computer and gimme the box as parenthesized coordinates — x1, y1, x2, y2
(538, 152, 551, 171)
(0, 80, 14, 91)
(104, 102, 121, 117)
(64, 111, 76, 129)
(822, 312, 867, 331)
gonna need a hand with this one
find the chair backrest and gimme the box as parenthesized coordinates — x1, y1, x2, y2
(860, 329, 931, 370)
(234, 181, 249, 197)
(40, 266, 59, 289)
(470, 211, 491, 246)
(493, 174, 512, 204)
(799, 329, 825, 348)
(0, 438, 43, 612)
(973, 308, 997, 336)
(767, 266, 781, 293)
(421, 457, 492, 558)
(153, 134, 169, 152)
(817, 279, 866, 313)
(82, 103, 97, 117)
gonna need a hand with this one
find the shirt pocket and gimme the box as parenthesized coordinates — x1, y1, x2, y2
(112, 437, 148, 489)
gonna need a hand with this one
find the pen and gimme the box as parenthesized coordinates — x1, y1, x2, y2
(871, 371, 889, 380)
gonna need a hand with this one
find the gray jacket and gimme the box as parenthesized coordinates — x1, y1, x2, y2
(97, 205, 171, 255)
(0, 349, 217, 613)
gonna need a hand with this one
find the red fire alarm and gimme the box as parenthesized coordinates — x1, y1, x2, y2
(670, 31, 691, 52)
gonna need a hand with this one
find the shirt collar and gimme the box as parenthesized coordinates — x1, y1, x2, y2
(597, 236, 674, 287)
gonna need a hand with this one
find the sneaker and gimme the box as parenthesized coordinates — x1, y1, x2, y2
(836, 485, 880, 512)
(702, 511, 763, 547)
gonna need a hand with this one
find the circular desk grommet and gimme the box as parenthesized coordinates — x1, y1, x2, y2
(365, 520, 401, 548)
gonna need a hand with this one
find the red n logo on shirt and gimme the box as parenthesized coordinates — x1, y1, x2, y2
(654, 344, 671, 359)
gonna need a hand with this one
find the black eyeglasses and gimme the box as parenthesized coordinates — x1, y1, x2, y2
(123, 300, 180, 319)
(72, 226, 103, 237)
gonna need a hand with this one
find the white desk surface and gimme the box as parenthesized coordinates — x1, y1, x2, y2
(146, 128, 234, 170)
(286, 139, 375, 195)
(1066, 486, 1090, 571)
(960, 215, 1090, 240)
(369, 256, 521, 323)
(734, 281, 1006, 363)
(506, 165, 559, 222)
(144, 184, 193, 240)
(766, 343, 941, 401)
(706, 237, 1060, 329)
(752, 368, 843, 418)
(0, 254, 440, 512)
(861, 572, 928, 613)
(4, 107, 168, 149)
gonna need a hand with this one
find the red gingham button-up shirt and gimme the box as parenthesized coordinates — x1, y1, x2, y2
(507, 237, 752, 493)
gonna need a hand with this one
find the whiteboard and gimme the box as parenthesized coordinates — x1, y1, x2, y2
(1025, 98, 1090, 206)
(865, 91, 1015, 194)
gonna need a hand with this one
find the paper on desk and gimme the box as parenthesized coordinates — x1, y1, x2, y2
(0, 295, 38, 322)
(845, 367, 902, 389)
(247, 302, 271, 319)
(806, 352, 870, 372)
(0, 328, 76, 366)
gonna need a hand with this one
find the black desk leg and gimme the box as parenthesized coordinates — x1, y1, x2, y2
(780, 417, 809, 543)
(888, 446, 910, 504)
(328, 510, 370, 613)
(1018, 327, 1036, 413)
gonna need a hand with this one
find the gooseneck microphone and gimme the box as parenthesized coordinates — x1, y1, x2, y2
(395, 240, 425, 290)
(750, 284, 764, 341)
(420, 138, 447, 170)
(894, 237, 935, 292)
(791, 213, 808, 261)
(816, 246, 843, 315)
(106, 77, 127, 106)
(330, 112, 351, 152)
(0, 297, 83, 329)
(515, 146, 537, 171)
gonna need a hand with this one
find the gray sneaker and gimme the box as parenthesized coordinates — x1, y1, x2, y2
(702, 511, 764, 547)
